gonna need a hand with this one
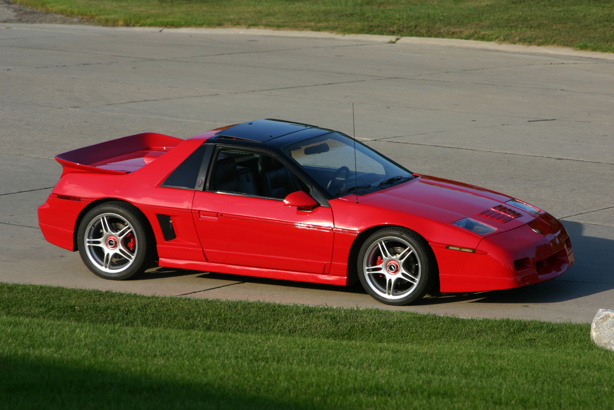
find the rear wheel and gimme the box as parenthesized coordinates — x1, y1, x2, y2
(358, 228, 436, 305)
(77, 202, 153, 280)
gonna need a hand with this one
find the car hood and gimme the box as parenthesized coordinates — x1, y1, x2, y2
(359, 175, 537, 232)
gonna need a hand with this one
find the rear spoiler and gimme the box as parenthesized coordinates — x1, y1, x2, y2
(56, 132, 182, 176)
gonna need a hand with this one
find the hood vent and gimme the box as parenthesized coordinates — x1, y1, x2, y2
(478, 205, 522, 223)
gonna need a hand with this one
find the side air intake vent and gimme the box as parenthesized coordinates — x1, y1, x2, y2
(156, 214, 177, 241)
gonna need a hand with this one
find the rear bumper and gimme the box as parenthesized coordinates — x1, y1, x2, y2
(38, 195, 87, 252)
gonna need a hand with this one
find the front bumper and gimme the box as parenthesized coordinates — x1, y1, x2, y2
(435, 213, 574, 293)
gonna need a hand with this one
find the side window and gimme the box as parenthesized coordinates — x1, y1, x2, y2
(208, 149, 304, 199)
(162, 145, 209, 189)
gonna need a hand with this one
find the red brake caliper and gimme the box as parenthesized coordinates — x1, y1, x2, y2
(376, 256, 384, 278)
(125, 233, 136, 252)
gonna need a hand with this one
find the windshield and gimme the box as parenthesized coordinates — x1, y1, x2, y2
(283, 132, 413, 197)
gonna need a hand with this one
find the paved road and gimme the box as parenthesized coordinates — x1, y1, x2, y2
(1, 23, 613, 323)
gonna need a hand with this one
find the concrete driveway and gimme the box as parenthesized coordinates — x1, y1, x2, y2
(1, 23, 613, 323)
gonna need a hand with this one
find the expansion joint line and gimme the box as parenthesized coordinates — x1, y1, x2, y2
(0, 187, 54, 196)
(177, 281, 246, 296)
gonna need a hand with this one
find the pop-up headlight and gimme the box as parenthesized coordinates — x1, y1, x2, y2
(507, 199, 541, 215)
(453, 218, 497, 235)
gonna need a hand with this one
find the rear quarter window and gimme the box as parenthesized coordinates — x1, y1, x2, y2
(162, 145, 209, 189)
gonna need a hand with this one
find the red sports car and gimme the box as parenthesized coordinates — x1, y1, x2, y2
(38, 119, 574, 305)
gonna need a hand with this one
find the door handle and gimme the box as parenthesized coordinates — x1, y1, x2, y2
(198, 211, 219, 220)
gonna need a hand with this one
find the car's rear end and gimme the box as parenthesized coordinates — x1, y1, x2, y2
(38, 133, 181, 251)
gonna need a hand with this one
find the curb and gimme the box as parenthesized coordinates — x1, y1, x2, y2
(3, 23, 614, 61)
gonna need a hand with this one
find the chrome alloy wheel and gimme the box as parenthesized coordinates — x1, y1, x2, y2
(83, 212, 138, 274)
(362, 235, 422, 301)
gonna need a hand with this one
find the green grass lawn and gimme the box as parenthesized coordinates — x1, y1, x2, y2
(15, 0, 614, 53)
(1, 283, 612, 409)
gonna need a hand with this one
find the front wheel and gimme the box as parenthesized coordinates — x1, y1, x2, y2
(77, 202, 153, 280)
(358, 228, 436, 305)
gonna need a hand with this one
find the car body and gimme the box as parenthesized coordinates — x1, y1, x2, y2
(38, 119, 574, 305)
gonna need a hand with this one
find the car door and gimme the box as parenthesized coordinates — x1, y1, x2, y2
(191, 147, 335, 274)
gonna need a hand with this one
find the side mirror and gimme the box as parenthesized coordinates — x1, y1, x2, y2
(283, 191, 318, 211)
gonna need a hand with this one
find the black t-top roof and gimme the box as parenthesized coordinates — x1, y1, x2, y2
(214, 119, 318, 143)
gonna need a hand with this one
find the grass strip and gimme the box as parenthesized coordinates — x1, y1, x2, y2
(1, 282, 613, 409)
(14, 0, 614, 53)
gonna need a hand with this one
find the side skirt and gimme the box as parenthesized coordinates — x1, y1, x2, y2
(158, 258, 349, 286)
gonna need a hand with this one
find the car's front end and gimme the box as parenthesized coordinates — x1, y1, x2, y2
(350, 175, 574, 294)
(434, 209, 573, 292)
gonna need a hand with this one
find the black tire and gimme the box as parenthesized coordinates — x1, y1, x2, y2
(357, 227, 436, 305)
(77, 202, 153, 280)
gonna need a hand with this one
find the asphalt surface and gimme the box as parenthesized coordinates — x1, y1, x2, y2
(1, 21, 613, 323)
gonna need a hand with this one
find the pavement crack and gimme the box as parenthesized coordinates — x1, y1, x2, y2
(235, 78, 369, 94)
(34, 61, 121, 70)
(0, 187, 54, 196)
(377, 139, 614, 166)
(562, 205, 614, 220)
(527, 118, 556, 122)
(72, 79, 369, 109)
(0, 221, 39, 229)
(82, 93, 221, 109)
(177, 281, 245, 296)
